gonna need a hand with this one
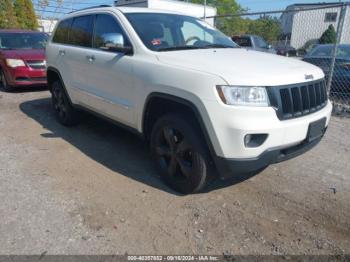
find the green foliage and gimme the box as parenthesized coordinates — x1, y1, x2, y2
(0, 0, 37, 30)
(191, 0, 281, 42)
(23, 0, 38, 30)
(319, 24, 337, 44)
(246, 16, 281, 43)
(14, 0, 26, 28)
(191, 0, 247, 35)
(0, 0, 18, 29)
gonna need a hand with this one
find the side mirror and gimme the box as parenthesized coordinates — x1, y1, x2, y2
(100, 33, 133, 55)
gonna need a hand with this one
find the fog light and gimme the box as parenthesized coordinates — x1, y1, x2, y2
(244, 134, 268, 148)
(244, 134, 252, 146)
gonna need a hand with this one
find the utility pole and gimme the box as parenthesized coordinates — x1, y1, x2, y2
(204, 0, 207, 21)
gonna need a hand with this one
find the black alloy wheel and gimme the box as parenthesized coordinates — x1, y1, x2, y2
(51, 81, 79, 126)
(150, 114, 212, 194)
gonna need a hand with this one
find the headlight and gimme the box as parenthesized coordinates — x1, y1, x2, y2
(216, 85, 269, 107)
(6, 59, 25, 68)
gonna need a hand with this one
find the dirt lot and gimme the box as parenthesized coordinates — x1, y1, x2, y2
(0, 88, 349, 255)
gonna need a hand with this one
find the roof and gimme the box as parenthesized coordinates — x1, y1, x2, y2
(292, 2, 350, 7)
(286, 1, 350, 10)
(0, 29, 43, 33)
(117, 7, 185, 14)
(115, 0, 216, 10)
(65, 6, 192, 18)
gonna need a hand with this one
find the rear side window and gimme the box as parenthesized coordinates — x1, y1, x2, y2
(69, 15, 94, 47)
(52, 19, 72, 44)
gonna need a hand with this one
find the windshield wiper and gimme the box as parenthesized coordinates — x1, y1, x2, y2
(158, 46, 204, 52)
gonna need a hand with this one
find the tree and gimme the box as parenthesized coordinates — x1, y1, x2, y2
(191, 0, 248, 35)
(0, 0, 18, 29)
(14, 0, 27, 29)
(23, 0, 38, 30)
(319, 24, 337, 44)
(246, 16, 281, 43)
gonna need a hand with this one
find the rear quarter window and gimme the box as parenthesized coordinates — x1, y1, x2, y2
(52, 18, 72, 44)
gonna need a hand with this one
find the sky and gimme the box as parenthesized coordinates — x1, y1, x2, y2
(33, 0, 343, 18)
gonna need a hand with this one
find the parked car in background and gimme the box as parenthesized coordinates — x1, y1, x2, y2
(298, 39, 320, 57)
(232, 35, 276, 54)
(0, 30, 48, 92)
(303, 44, 350, 96)
(275, 44, 299, 57)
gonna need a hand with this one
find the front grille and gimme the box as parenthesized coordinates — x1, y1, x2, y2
(31, 77, 47, 82)
(26, 60, 46, 70)
(15, 77, 46, 82)
(268, 79, 328, 120)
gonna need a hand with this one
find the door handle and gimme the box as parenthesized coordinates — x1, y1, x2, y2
(86, 55, 95, 62)
(58, 50, 65, 56)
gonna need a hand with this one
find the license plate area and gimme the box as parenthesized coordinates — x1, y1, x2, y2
(307, 117, 326, 142)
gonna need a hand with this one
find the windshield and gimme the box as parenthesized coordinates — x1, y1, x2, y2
(0, 33, 48, 50)
(308, 45, 350, 59)
(125, 13, 238, 51)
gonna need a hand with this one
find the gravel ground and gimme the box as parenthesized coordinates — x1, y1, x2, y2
(0, 88, 349, 255)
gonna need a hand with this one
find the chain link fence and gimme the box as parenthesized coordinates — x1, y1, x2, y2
(209, 3, 350, 114)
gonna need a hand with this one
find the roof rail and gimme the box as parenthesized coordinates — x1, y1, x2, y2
(69, 5, 112, 14)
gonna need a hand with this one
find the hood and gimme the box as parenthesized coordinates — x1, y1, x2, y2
(156, 48, 324, 86)
(1, 49, 45, 61)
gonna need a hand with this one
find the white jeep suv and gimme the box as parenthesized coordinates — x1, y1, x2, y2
(46, 6, 332, 194)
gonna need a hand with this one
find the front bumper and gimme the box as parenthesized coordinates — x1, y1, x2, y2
(202, 97, 332, 179)
(215, 130, 325, 179)
(5, 66, 47, 86)
(204, 100, 332, 159)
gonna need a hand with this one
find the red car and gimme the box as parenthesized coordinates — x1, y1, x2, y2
(0, 30, 48, 91)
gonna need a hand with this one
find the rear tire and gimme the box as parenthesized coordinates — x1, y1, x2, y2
(51, 80, 79, 126)
(150, 114, 213, 194)
(0, 69, 12, 92)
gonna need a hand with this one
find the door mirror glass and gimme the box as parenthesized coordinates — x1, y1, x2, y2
(105, 33, 124, 48)
(102, 33, 124, 49)
(94, 14, 133, 54)
(98, 33, 132, 54)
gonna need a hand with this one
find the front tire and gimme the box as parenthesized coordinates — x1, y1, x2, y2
(150, 114, 212, 194)
(0, 69, 12, 92)
(51, 80, 79, 126)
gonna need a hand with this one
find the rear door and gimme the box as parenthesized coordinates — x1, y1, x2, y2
(47, 18, 75, 98)
(62, 15, 96, 104)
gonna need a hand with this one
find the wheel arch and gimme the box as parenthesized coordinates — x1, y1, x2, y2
(142, 92, 218, 163)
(47, 66, 73, 105)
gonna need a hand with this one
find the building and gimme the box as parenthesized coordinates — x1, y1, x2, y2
(280, 2, 350, 49)
(38, 19, 58, 34)
(114, 0, 217, 26)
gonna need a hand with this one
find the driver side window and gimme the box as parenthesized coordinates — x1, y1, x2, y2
(181, 21, 213, 45)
